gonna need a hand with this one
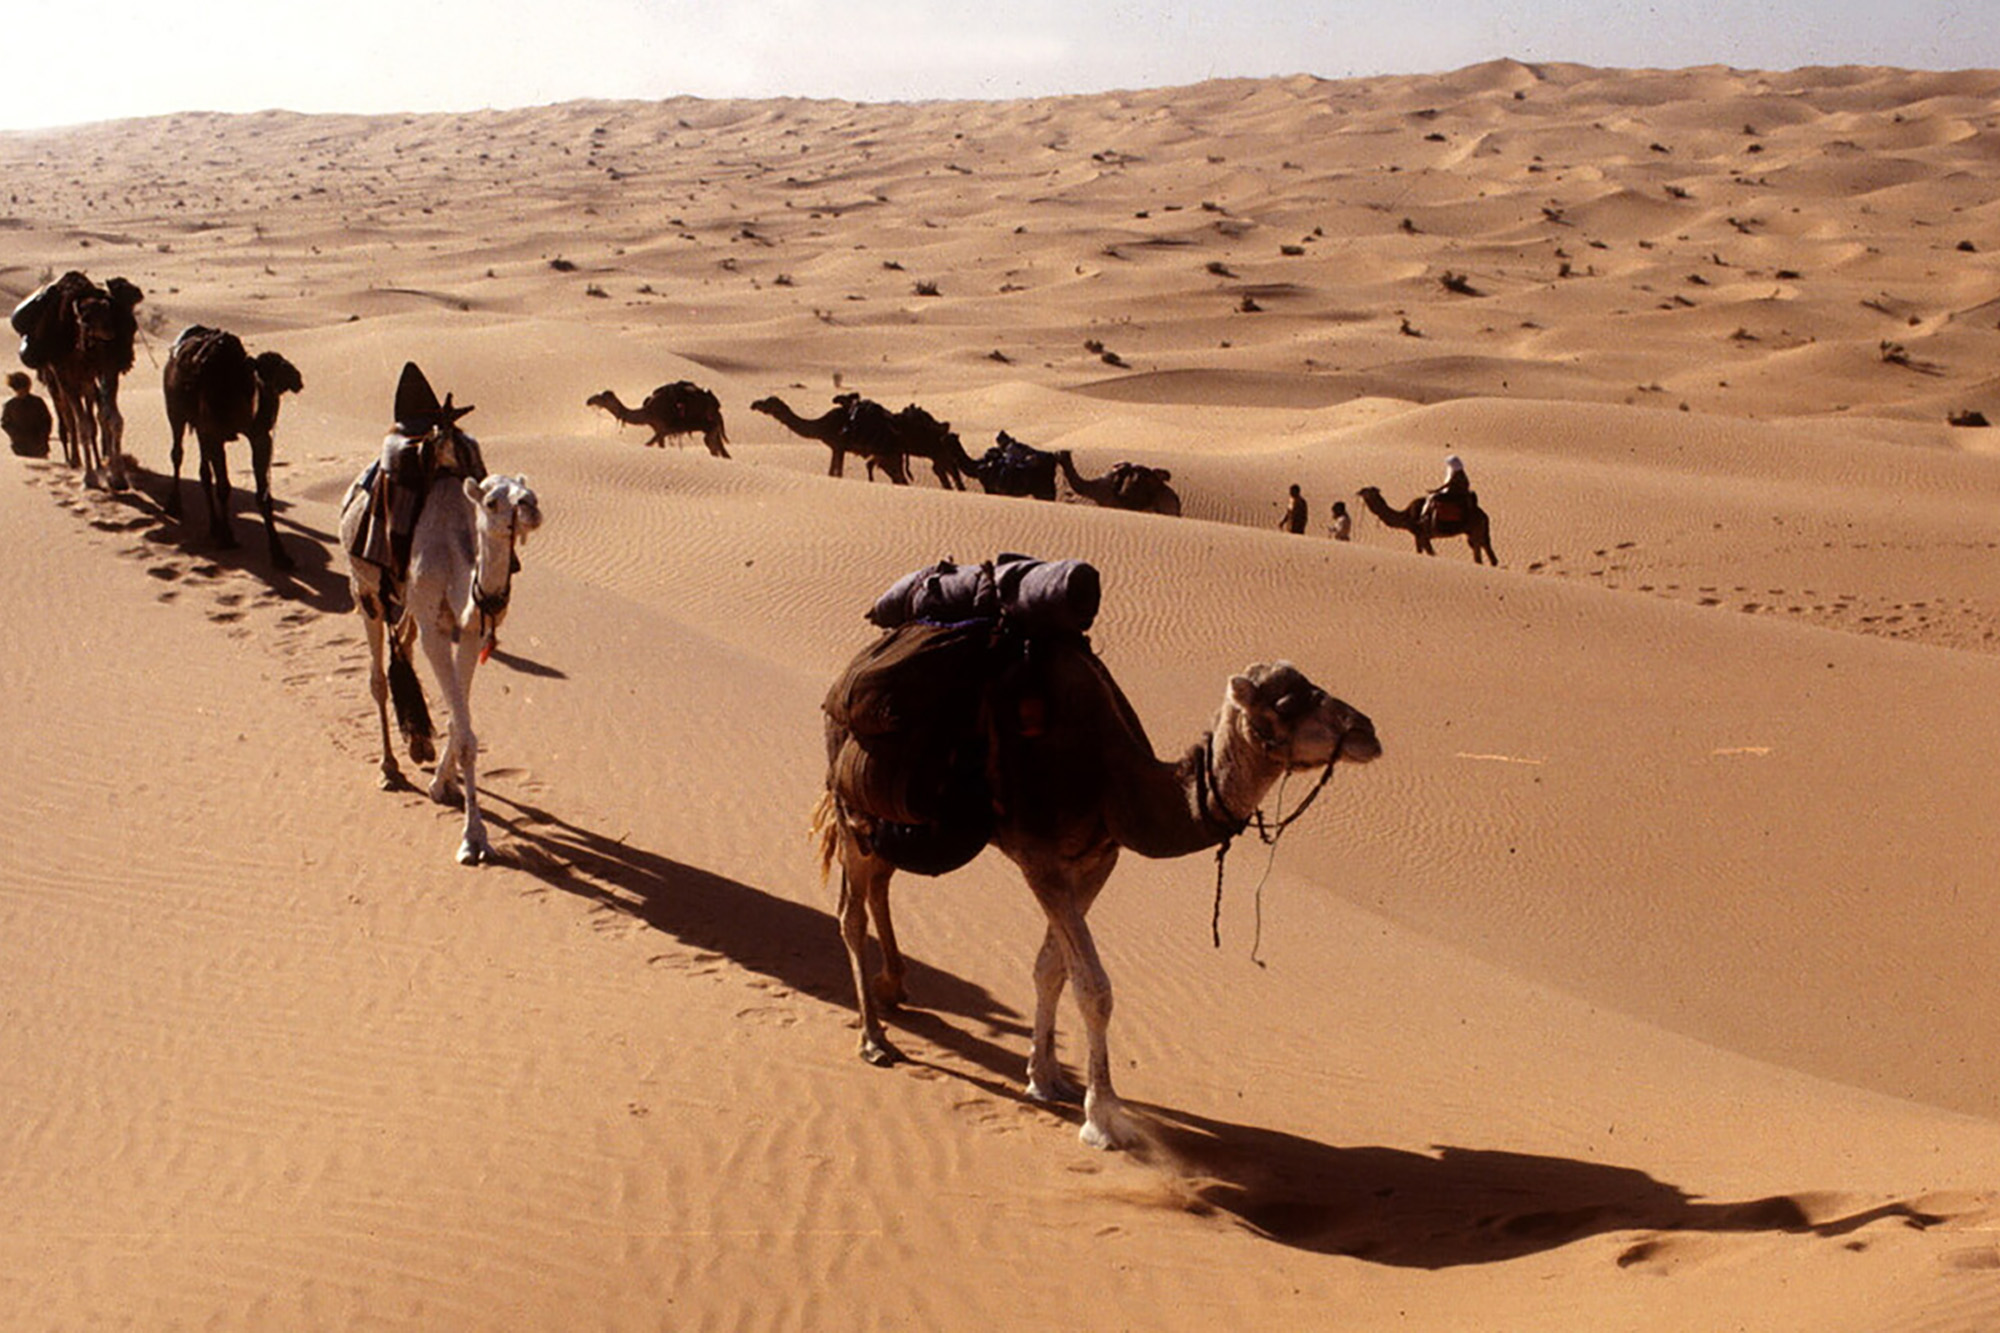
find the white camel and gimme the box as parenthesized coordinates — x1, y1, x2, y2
(342, 465, 542, 864)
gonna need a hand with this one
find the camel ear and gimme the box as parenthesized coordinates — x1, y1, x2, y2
(1229, 672, 1263, 710)
(464, 476, 483, 503)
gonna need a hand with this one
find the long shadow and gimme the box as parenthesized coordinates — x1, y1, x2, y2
(1127, 1101, 1947, 1266)
(481, 792, 1030, 1085)
(116, 467, 353, 613)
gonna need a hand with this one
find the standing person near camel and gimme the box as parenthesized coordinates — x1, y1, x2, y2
(1328, 499, 1352, 541)
(3, 372, 51, 457)
(1279, 482, 1308, 534)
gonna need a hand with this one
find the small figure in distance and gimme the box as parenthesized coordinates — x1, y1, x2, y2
(1279, 481, 1308, 534)
(2, 371, 51, 457)
(1420, 453, 1473, 526)
(1328, 499, 1352, 541)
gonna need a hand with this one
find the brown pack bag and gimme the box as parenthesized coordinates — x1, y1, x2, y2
(824, 618, 998, 828)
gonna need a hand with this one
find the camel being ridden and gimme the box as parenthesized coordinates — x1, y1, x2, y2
(162, 325, 305, 568)
(343, 464, 541, 864)
(9, 271, 143, 488)
(340, 364, 541, 864)
(817, 631, 1379, 1149)
(749, 393, 912, 484)
(1355, 484, 1498, 564)
(586, 382, 730, 457)
(1055, 450, 1181, 516)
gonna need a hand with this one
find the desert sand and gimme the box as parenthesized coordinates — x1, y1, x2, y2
(6, 60, 2000, 1329)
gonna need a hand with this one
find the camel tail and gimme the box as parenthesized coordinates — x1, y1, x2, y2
(811, 789, 841, 885)
(388, 647, 434, 759)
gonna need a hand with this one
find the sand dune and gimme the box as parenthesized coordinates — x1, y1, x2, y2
(6, 62, 2000, 1330)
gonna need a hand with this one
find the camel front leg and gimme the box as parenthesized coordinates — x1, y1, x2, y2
(249, 432, 291, 569)
(1043, 903, 1131, 1149)
(199, 435, 238, 549)
(419, 620, 490, 864)
(838, 849, 902, 1065)
(1026, 928, 1082, 1105)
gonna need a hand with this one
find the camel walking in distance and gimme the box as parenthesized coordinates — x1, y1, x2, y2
(162, 325, 305, 567)
(816, 635, 1379, 1149)
(586, 381, 730, 457)
(9, 270, 144, 488)
(1055, 450, 1181, 516)
(750, 393, 911, 483)
(1356, 484, 1499, 563)
(966, 432, 1060, 500)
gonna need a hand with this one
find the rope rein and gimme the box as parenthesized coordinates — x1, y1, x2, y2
(1203, 721, 1341, 952)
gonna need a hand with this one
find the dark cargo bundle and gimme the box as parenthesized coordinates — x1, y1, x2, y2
(826, 552, 1102, 876)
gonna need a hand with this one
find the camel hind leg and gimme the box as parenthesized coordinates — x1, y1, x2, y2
(817, 795, 905, 1065)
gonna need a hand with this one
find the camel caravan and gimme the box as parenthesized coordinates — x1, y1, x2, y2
(7, 267, 1427, 1147)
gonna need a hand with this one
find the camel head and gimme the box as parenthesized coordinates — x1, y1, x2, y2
(585, 390, 617, 413)
(465, 473, 542, 549)
(254, 351, 304, 398)
(1225, 661, 1380, 772)
(748, 396, 781, 417)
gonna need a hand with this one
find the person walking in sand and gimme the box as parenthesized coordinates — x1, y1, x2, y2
(3, 372, 51, 457)
(1328, 499, 1352, 541)
(1280, 482, 1308, 534)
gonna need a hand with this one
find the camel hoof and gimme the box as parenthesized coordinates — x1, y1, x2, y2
(457, 839, 489, 866)
(377, 764, 402, 792)
(1079, 1119, 1122, 1151)
(1027, 1075, 1084, 1106)
(859, 1034, 903, 1067)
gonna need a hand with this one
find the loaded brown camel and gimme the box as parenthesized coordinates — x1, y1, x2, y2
(1055, 450, 1181, 516)
(815, 642, 1379, 1149)
(1356, 484, 1498, 564)
(876, 401, 973, 489)
(162, 325, 305, 568)
(8, 270, 143, 488)
(966, 432, 1060, 500)
(585, 382, 730, 457)
(750, 393, 911, 483)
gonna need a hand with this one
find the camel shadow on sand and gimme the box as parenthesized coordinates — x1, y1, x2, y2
(115, 467, 352, 614)
(1123, 1102, 1944, 1266)
(480, 792, 1032, 1072)
(471, 806, 1949, 1269)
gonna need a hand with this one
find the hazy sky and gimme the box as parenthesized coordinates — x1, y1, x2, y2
(5, 0, 1994, 131)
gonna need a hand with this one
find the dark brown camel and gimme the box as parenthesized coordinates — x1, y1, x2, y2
(9, 271, 143, 488)
(1356, 485, 1499, 564)
(586, 382, 730, 457)
(816, 638, 1379, 1149)
(163, 325, 305, 568)
(876, 401, 972, 489)
(966, 432, 1059, 500)
(1055, 450, 1181, 516)
(749, 393, 912, 483)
